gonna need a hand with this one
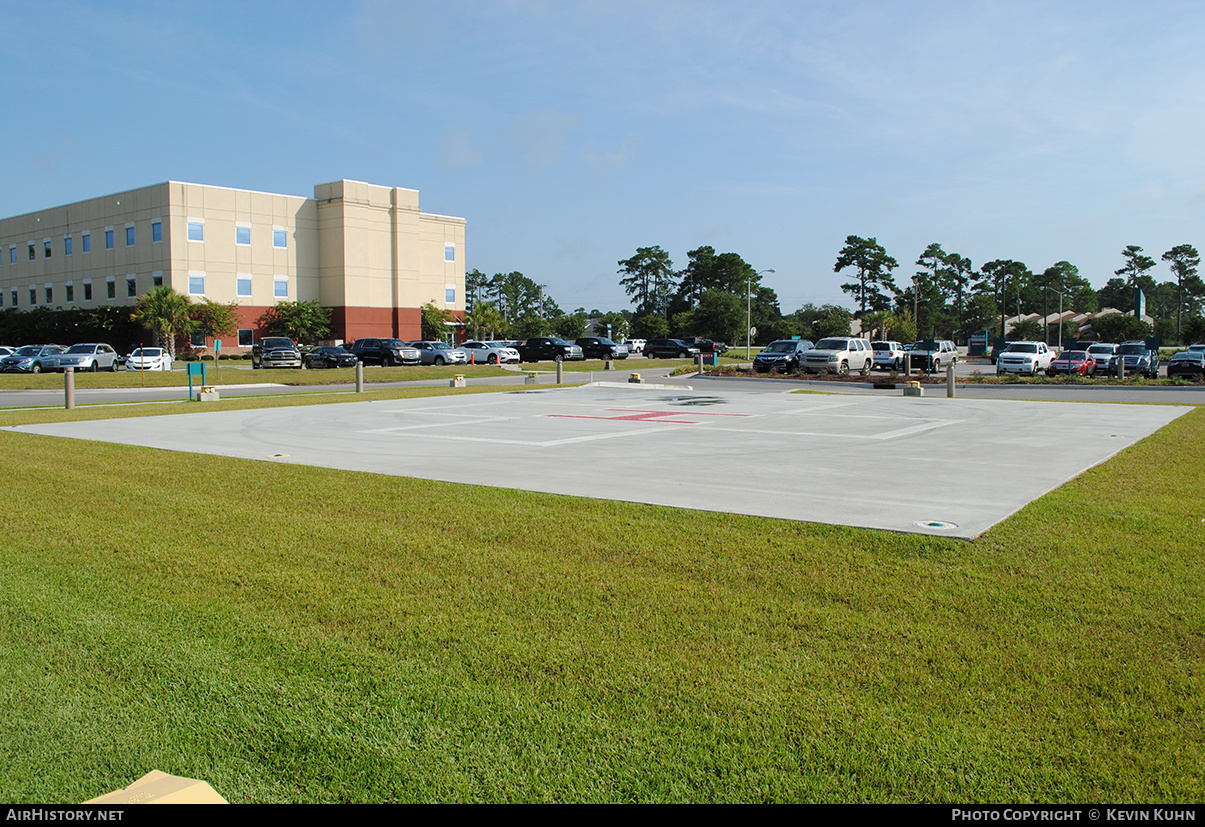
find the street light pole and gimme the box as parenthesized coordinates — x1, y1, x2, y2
(1043, 285, 1066, 348)
(747, 268, 776, 360)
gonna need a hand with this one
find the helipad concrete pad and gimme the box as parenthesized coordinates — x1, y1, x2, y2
(10, 385, 1190, 538)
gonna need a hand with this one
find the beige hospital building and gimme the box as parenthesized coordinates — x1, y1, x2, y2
(0, 179, 466, 348)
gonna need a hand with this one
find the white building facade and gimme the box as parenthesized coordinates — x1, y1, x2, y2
(0, 179, 466, 347)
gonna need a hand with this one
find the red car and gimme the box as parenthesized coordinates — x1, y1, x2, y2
(1046, 350, 1097, 377)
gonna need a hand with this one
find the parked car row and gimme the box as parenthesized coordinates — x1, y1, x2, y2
(0, 343, 134, 373)
(991, 340, 1205, 379)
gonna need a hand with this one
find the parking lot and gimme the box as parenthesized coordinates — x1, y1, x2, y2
(11, 384, 1190, 538)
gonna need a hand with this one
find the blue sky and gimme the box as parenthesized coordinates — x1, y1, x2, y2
(4, 0, 1204, 315)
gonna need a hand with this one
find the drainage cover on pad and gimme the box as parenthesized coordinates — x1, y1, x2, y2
(913, 520, 958, 530)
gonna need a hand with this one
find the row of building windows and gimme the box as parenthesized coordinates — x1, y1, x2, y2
(185, 220, 287, 249)
(1, 222, 159, 265)
(0, 272, 164, 308)
(187, 272, 289, 299)
(0, 271, 290, 307)
(0, 220, 290, 267)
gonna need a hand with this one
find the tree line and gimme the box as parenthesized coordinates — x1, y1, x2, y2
(604, 238, 1205, 347)
(615, 245, 796, 345)
(463, 269, 629, 343)
(833, 236, 1205, 345)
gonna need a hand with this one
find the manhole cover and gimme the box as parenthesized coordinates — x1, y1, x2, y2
(913, 520, 958, 530)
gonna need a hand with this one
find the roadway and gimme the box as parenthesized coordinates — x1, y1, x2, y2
(3, 360, 1204, 407)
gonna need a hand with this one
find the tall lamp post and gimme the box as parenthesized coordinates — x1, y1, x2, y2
(747, 268, 776, 360)
(1043, 285, 1066, 348)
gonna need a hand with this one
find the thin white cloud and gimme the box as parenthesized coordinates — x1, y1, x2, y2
(554, 238, 591, 260)
(439, 131, 484, 170)
(581, 136, 637, 171)
(503, 110, 578, 172)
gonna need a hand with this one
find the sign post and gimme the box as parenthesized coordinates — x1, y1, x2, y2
(186, 362, 206, 401)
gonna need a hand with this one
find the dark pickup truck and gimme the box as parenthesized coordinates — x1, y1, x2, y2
(251, 337, 302, 369)
(347, 338, 421, 366)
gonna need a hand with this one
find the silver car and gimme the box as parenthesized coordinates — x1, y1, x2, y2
(407, 341, 469, 366)
(56, 343, 121, 372)
(0, 345, 66, 373)
(461, 341, 520, 365)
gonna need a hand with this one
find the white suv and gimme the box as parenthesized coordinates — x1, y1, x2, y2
(800, 337, 874, 376)
(996, 341, 1055, 376)
(871, 341, 906, 371)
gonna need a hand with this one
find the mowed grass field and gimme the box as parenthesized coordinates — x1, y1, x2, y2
(0, 391, 1201, 803)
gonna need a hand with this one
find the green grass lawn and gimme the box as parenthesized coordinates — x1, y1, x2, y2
(0, 392, 1200, 803)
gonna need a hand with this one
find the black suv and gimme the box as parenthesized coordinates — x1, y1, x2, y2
(574, 337, 628, 359)
(515, 337, 584, 363)
(1109, 340, 1161, 378)
(643, 338, 701, 358)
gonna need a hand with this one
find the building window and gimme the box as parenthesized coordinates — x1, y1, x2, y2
(190, 330, 207, 348)
(64, 235, 72, 256)
(152, 271, 163, 287)
(83, 281, 93, 302)
(273, 277, 288, 299)
(29, 287, 36, 305)
(236, 275, 252, 297)
(238, 329, 254, 347)
(445, 286, 456, 303)
(188, 273, 205, 295)
(45, 285, 53, 304)
(188, 221, 204, 242)
(65, 283, 74, 303)
(127, 276, 137, 297)
(105, 229, 114, 249)
(106, 279, 116, 300)
(444, 243, 455, 262)
(10, 289, 16, 307)
(82, 232, 91, 253)
(273, 229, 287, 249)
(126, 225, 135, 246)
(0, 292, 4, 307)
(28, 243, 35, 261)
(236, 226, 251, 246)
(44, 239, 52, 259)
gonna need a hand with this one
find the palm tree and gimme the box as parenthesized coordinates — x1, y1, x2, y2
(131, 286, 196, 355)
